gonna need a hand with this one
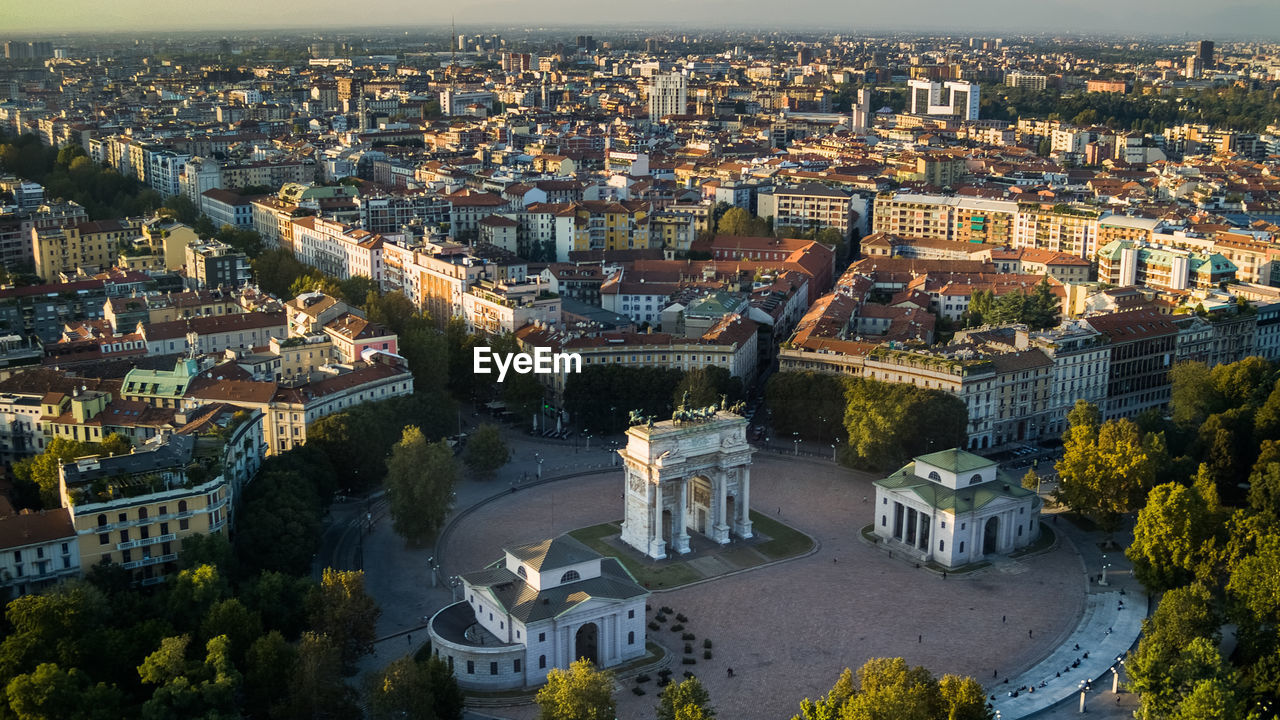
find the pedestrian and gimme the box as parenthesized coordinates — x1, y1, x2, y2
(1029, 629, 1033, 638)
(727, 667, 734, 678)
(942, 571, 947, 579)
(833, 557, 837, 564)
(918, 634, 922, 643)
(1002, 615, 1006, 624)
(407, 634, 412, 645)
(993, 669, 998, 678)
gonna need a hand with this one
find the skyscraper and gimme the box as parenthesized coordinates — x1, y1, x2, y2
(649, 72, 687, 120)
(1197, 40, 1215, 67)
(851, 88, 873, 132)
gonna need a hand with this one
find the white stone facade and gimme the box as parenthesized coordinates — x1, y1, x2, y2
(619, 411, 753, 560)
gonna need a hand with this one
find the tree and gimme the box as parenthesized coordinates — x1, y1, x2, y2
(1021, 468, 1040, 492)
(1171, 677, 1243, 720)
(337, 276, 379, 307)
(535, 659, 615, 720)
(1025, 277, 1060, 330)
(673, 366, 741, 410)
(199, 599, 262, 665)
(161, 194, 199, 225)
(715, 207, 767, 237)
(843, 379, 967, 470)
(5, 662, 124, 720)
(792, 667, 855, 720)
(1130, 636, 1236, 720)
(364, 290, 421, 336)
(387, 427, 456, 545)
(464, 423, 509, 479)
(1055, 403, 1159, 532)
(1127, 584, 1224, 718)
(99, 433, 132, 457)
(243, 631, 297, 716)
(308, 569, 381, 671)
(1128, 480, 1221, 592)
(1171, 361, 1215, 427)
(251, 249, 308, 299)
(367, 656, 464, 720)
(938, 674, 991, 720)
(13, 437, 104, 509)
(766, 371, 848, 442)
(234, 470, 323, 575)
(842, 657, 942, 720)
(657, 676, 715, 720)
(278, 632, 360, 720)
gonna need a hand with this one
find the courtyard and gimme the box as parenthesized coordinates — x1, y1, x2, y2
(417, 453, 1087, 720)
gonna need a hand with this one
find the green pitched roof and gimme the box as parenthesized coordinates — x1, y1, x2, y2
(914, 448, 995, 474)
(875, 461, 1037, 513)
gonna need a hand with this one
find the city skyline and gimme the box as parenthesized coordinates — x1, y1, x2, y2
(5, 0, 1280, 38)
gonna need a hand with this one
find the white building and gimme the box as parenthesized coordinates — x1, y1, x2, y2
(649, 72, 687, 120)
(908, 80, 980, 121)
(873, 449, 1041, 569)
(430, 535, 648, 690)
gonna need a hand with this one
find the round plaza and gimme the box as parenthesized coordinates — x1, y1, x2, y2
(436, 453, 1086, 720)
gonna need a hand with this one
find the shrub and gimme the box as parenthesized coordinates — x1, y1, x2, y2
(660, 606, 674, 614)
(632, 687, 646, 696)
(658, 668, 672, 678)
(636, 674, 651, 683)
(676, 613, 688, 622)
(682, 657, 697, 665)
(684, 644, 692, 654)
(681, 632, 695, 641)
(657, 678, 670, 687)
(648, 621, 660, 631)
(703, 639, 712, 649)
(670, 624, 685, 632)
(683, 671, 696, 679)
(704, 650, 713, 660)
(654, 613, 667, 622)
(646, 604, 652, 611)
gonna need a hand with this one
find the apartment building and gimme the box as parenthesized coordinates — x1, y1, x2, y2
(58, 418, 261, 585)
(0, 504, 79, 600)
(1097, 240, 1236, 291)
(200, 189, 254, 229)
(1083, 309, 1177, 420)
(756, 183, 856, 240)
(291, 216, 384, 282)
(1030, 321, 1111, 437)
(32, 219, 142, 280)
(139, 311, 287, 356)
(185, 239, 253, 290)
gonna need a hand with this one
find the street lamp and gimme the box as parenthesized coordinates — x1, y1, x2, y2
(831, 441, 838, 461)
(1112, 658, 1124, 694)
(535, 453, 543, 480)
(793, 432, 800, 456)
(1079, 681, 1090, 713)
(427, 556, 438, 588)
(1100, 554, 1111, 586)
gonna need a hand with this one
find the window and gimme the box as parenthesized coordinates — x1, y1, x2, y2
(1018, 526, 1024, 537)
(490, 662, 498, 675)
(539, 655, 547, 669)
(122, 550, 132, 563)
(179, 519, 189, 531)
(61, 543, 68, 554)
(927, 471, 941, 482)
(120, 529, 129, 542)
(628, 609, 635, 619)
(97, 514, 107, 527)
(160, 523, 169, 535)
(560, 570, 580, 583)
(959, 542, 965, 553)
(138, 507, 148, 520)
(940, 521, 946, 528)
(881, 515, 887, 527)
(939, 540, 946, 551)
(118, 513, 127, 523)
(11, 551, 19, 563)
(98, 533, 109, 545)
(159, 506, 167, 515)
(538, 632, 546, 642)
(969, 474, 983, 485)
(628, 631, 635, 645)
(514, 659, 521, 672)
(178, 501, 187, 513)
(466, 661, 474, 674)
(517, 565, 527, 578)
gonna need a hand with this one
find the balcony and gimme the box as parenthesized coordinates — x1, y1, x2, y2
(122, 552, 177, 570)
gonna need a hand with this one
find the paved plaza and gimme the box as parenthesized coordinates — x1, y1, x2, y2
(402, 452, 1089, 720)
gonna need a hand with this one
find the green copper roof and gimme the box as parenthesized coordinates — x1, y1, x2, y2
(914, 448, 995, 474)
(875, 460, 1038, 513)
(506, 535, 599, 572)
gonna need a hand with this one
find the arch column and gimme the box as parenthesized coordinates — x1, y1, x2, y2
(671, 478, 691, 554)
(733, 465, 753, 538)
(711, 470, 730, 544)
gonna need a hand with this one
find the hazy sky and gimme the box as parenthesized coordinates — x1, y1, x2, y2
(4, 0, 1280, 38)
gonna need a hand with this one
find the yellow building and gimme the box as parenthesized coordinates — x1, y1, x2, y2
(57, 410, 263, 585)
(117, 218, 196, 273)
(32, 219, 142, 280)
(571, 200, 650, 252)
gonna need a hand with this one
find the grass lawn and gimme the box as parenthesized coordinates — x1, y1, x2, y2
(568, 522, 702, 589)
(748, 510, 815, 559)
(1009, 523, 1056, 558)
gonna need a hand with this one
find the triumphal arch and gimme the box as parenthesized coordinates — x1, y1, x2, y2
(618, 402, 754, 560)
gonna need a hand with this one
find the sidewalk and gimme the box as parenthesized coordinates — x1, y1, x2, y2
(990, 515, 1146, 719)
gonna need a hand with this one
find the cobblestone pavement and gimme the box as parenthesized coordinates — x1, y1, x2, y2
(413, 453, 1085, 720)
